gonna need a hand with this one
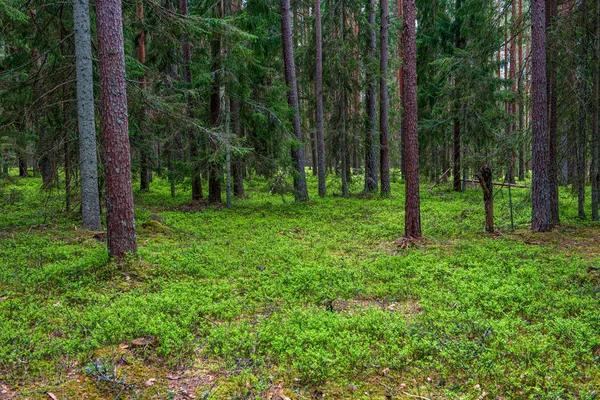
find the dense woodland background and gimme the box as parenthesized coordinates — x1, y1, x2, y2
(1, 0, 599, 257)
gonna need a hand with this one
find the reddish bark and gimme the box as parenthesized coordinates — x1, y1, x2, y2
(208, 0, 223, 204)
(546, 0, 558, 223)
(96, 0, 138, 256)
(403, 0, 421, 238)
(315, 0, 326, 197)
(531, 0, 552, 231)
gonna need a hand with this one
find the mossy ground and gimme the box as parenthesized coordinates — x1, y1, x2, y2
(1, 171, 599, 399)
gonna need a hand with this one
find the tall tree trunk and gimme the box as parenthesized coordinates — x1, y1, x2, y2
(518, 0, 525, 181)
(591, 0, 599, 220)
(364, 0, 378, 193)
(74, 0, 102, 230)
(531, 0, 552, 232)
(453, 1, 463, 192)
(96, 0, 138, 257)
(314, 0, 326, 197)
(208, 0, 223, 204)
(546, 0, 558, 223)
(379, 0, 390, 195)
(280, 0, 309, 201)
(137, 1, 151, 192)
(397, 0, 405, 178)
(180, 0, 202, 201)
(403, 0, 421, 238)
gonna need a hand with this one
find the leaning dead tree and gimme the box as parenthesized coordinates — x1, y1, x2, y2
(477, 164, 494, 233)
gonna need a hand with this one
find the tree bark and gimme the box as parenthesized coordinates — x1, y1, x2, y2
(592, 0, 599, 220)
(96, 0, 138, 257)
(364, 0, 378, 193)
(314, 0, 326, 197)
(546, 0, 558, 223)
(180, 0, 202, 201)
(379, 0, 390, 195)
(531, 0, 552, 232)
(137, 1, 151, 192)
(208, 0, 223, 204)
(280, 0, 309, 201)
(403, 0, 421, 238)
(74, 0, 102, 230)
(477, 165, 494, 233)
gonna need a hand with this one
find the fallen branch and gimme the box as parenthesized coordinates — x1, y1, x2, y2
(465, 179, 528, 188)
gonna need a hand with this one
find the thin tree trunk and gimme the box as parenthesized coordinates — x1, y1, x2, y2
(403, 0, 421, 238)
(379, 0, 390, 195)
(398, 0, 405, 179)
(180, 0, 202, 201)
(280, 0, 309, 201)
(364, 0, 378, 193)
(478, 164, 494, 233)
(208, 0, 223, 204)
(518, 0, 525, 181)
(74, 0, 102, 230)
(531, 0, 552, 231)
(453, 116, 461, 191)
(137, 1, 151, 192)
(314, 0, 326, 197)
(96, 0, 138, 257)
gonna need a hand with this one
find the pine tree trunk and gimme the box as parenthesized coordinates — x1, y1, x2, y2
(180, 0, 202, 201)
(280, 0, 309, 201)
(379, 0, 390, 195)
(546, 0, 558, 223)
(403, 0, 421, 238)
(591, 0, 599, 220)
(137, 2, 151, 192)
(18, 156, 27, 177)
(364, 0, 378, 193)
(531, 0, 552, 232)
(397, 0, 405, 179)
(96, 0, 138, 257)
(208, 0, 223, 204)
(74, 0, 102, 230)
(314, 0, 326, 197)
(478, 165, 494, 233)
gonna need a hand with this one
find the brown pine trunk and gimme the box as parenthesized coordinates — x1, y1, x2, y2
(518, 0, 525, 181)
(531, 0, 552, 232)
(208, 0, 223, 204)
(478, 165, 494, 233)
(96, 0, 138, 257)
(397, 0, 405, 178)
(379, 0, 390, 195)
(364, 0, 378, 193)
(280, 0, 309, 201)
(137, 2, 150, 192)
(546, 0, 558, 223)
(592, 0, 599, 220)
(180, 0, 202, 201)
(403, 0, 421, 238)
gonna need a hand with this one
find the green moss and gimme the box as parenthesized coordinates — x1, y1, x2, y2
(1, 172, 599, 398)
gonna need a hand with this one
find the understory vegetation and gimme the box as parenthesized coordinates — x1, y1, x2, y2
(1, 172, 599, 399)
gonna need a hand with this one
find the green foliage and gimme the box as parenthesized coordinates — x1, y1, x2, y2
(1, 173, 600, 398)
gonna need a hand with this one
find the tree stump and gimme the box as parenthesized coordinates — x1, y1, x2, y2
(477, 164, 494, 233)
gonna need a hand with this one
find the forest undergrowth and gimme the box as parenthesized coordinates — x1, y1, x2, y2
(1, 171, 599, 399)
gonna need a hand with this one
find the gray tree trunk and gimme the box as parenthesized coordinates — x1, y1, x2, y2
(74, 0, 102, 231)
(379, 0, 390, 195)
(364, 0, 378, 193)
(314, 0, 326, 197)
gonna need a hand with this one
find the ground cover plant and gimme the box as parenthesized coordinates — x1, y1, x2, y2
(1, 172, 599, 399)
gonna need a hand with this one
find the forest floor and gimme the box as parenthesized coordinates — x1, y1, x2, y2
(1, 171, 600, 399)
